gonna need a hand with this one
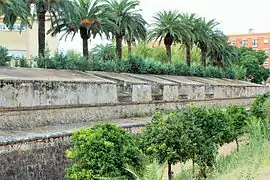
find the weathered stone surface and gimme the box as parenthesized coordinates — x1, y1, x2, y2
(0, 97, 255, 131)
(0, 123, 145, 180)
(154, 75, 206, 100)
(124, 73, 179, 101)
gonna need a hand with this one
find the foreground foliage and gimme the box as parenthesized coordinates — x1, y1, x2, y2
(65, 92, 269, 180)
(66, 123, 144, 179)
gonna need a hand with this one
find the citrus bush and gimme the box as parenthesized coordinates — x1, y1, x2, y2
(66, 123, 144, 180)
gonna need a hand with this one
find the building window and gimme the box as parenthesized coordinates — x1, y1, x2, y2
(264, 48, 269, 56)
(0, 23, 26, 31)
(264, 38, 269, 44)
(241, 40, 248, 47)
(8, 50, 26, 59)
(231, 39, 236, 45)
(252, 39, 258, 47)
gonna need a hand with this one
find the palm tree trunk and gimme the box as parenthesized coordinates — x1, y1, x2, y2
(116, 34, 123, 60)
(185, 43, 191, 66)
(127, 40, 132, 56)
(165, 44, 172, 63)
(201, 50, 207, 67)
(38, 9, 46, 57)
(80, 27, 89, 59)
(82, 38, 89, 58)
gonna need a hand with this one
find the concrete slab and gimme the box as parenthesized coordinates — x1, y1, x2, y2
(153, 75, 204, 85)
(0, 67, 115, 83)
(185, 76, 224, 85)
(123, 73, 177, 85)
(222, 78, 265, 87)
(88, 71, 149, 84)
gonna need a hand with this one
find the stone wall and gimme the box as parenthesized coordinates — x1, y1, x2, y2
(0, 97, 255, 131)
(0, 125, 145, 180)
(0, 80, 117, 108)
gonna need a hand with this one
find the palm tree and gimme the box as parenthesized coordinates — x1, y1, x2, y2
(179, 13, 198, 66)
(0, 0, 31, 31)
(105, 0, 147, 59)
(28, 0, 72, 57)
(49, 0, 113, 58)
(207, 31, 237, 67)
(124, 16, 147, 56)
(195, 17, 219, 67)
(148, 10, 190, 62)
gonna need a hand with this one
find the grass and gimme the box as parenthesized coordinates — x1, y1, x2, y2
(209, 139, 270, 180)
(175, 138, 270, 180)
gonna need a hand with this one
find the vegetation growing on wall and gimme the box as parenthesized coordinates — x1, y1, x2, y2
(66, 92, 270, 179)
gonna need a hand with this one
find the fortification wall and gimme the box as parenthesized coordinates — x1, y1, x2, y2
(0, 67, 269, 180)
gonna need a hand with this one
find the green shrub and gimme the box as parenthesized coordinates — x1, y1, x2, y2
(18, 57, 29, 68)
(0, 46, 11, 66)
(91, 44, 116, 61)
(181, 106, 229, 178)
(250, 92, 270, 119)
(66, 123, 144, 179)
(138, 110, 193, 179)
(262, 99, 270, 139)
(35, 51, 248, 80)
(223, 106, 248, 150)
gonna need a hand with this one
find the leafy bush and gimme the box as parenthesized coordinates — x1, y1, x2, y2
(138, 111, 192, 179)
(223, 106, 248, 150)
(66, 123, 144, 179)
(0, 46, 11, 66)
(250, 92, 270, 119)
(235, 47, 270, 84)
(262, 99, 270, 139)
(91, 44, 116, 61)
(34, 51, 249, 80)
(18, 57, 29, 68)
(139, 106, 231, 179)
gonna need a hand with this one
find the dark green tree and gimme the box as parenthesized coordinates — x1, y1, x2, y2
(138, 111, 192, 180)
(49, 0, 113, 58)
(224, 105, 248, 151)
(235, 47, 270, 84)
(105, 0, 147, 59)
(148, 10, 191, 62)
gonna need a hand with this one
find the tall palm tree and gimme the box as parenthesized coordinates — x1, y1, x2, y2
(207, 32, 237, 67)
(0, 0, 31, 31)
(49, 0, 113, 58)
(148, 10, 190, 62)
(105, 0, 147, 60)
(179, 13, 198, 66)
(195, 17, 219, 67)
(28, 0, 71, 57)
(2, 0, 70, 57)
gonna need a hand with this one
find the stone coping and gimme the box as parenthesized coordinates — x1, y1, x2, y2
(153, 75, 205, 85)
(87, 71, 150, 84)
(0, 67, 116, 84)
(0, 117, 149, 146)
(0, 97, 255, 112)
(0, 67, 266, 87)
(123, 73, 178, 85)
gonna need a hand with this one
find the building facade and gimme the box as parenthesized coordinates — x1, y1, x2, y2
(0, 16, 59, 59)
(228, 29, 270, 69)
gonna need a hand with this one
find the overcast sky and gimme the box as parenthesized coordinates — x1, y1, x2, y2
(58, 0, 270, 53)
